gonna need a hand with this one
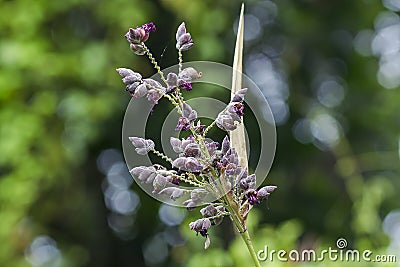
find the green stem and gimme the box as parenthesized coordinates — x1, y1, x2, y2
(240, 230, 262, 267)
(209, 170, 261, 267)
(203, 120, 217, 137)
(178, 49, 183, 73)
(142, 43, 167, 84)
(151, 149, 173, 164)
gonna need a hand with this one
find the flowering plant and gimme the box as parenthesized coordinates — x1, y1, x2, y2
(116, 7, 276, 267)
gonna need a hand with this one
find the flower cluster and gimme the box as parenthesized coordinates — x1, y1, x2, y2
(116, 21, 277, 250)
(125, 22, 156, 55)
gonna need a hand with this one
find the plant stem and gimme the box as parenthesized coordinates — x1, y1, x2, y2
(142, 43, 167, 84)
(178, 49, 183, 73)
(240, 230, 262, 267)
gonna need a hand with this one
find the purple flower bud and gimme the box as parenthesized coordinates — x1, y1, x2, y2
(178, 79, 192, 91)
(152, 174, 168, 193)
(170, 137, 183, 153)
(158, 187, 185, 200)
(232, 102, 244, 117)
(189, 218, 211, 236)
(221, 136, 230, 154)
(171, 177, 180, 185)
(200, 205, 218, 218)
(205, 141, 219, 156)
(125, 22, 156, 45)
(166, 72, 178, 93)
(181, 135, 196, 149)
(182, 189, 208, 209)
(216, 114, 237, 131)
(130, 166, 157, 183)
(130, 43, 146, 55)
(182, 102, 197, 121)
(143, 78, 165, 90)
(125, 82, 141, 95)
(183, 199, 197, 210)
(147, 89, 164, 104)
(176, 22, 187, 41)
(246, 189, 260, 205)
(184, 143, 200, 157)
(232, 88, 248, 102)
(184, 157, 203, 172)
(129, 137, 155, 155)
(257, 185, 277, 200)
(180, 41, 194, 51)
(179, 67, 202, 82)
(175, 116, 191, 131)
(172, 157, 186, 169)
(176, 22, 194, 51)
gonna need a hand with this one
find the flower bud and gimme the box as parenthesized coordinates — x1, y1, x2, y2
(166, 72, 178, 92)
(131, 84, 147, 98)
(130, 166, 157, 183)
(152, 174, 168, 193)
(232, 88, 248, 102)
(158, 187, 185, 200)
(170, 137, 183, 153)
(221, 136, 230, 154)
(257, 185, 277, 200)
(182, 102, 197, 121)
(129, 137, 155, 155)
(175, 116, 191, 131)
(179, 67, 202, 82)
(184, 143, 200, 157)
(184, 157, 203, 172)
(200, 205, 217, 218)
(130, 43, 145, 55)
(176, 22, 194, 51)
(216, 114, 237, 131)
(125, 22, 156, 45)
(206, 141, 219, 156)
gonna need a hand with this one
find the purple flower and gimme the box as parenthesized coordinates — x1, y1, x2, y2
(257, 185, 277, 199)
(176, 22, 194, 51)
(129, 137, 155, 155)
(205, 141, 219, 156)
(232, 88, 248, 102)
(243, 185, 277, 205)
(172, 157, 203, 172)
(189, 218, 211, 237)
(170, 137, 183, 153)
(166, 72, 179, 93)
(152, 174, 168, 193)
(178, 80, 192, 91)
(179, 67, 202, 82)
(130, 166, 157, 183)
(116, 68, 143, 96)
(183, 189, 208, 209)
(176, 103, 197, 131)
(184, 143, 200, 157)
(246, 189, 260, 205)
(158, 187, 185, 200)
(125, 22, 156, 44)
(215, 88, 247, 131)
(175, 117, 191, 131)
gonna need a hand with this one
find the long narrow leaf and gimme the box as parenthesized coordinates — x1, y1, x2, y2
(230, 3, 248, 169)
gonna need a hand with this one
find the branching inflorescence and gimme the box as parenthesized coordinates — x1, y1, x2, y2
(116, 21, 276, 253)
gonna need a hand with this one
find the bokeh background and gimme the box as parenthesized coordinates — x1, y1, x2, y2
(1, 0, 399, 266)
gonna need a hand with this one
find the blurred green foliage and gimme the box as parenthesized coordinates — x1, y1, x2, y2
(1, 0, 399, 267)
